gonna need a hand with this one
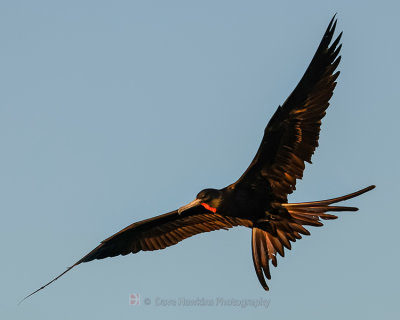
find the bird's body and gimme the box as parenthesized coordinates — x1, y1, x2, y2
(21, 16, 375, 303)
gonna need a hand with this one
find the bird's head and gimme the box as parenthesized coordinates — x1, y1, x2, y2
(178, 188, 223, 214)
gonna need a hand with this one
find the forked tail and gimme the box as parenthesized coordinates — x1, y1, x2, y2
(282, 184, 375, 222)
(251, 185, 375, 290)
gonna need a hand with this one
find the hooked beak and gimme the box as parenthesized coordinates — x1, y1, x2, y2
(178, 198, 202, 214)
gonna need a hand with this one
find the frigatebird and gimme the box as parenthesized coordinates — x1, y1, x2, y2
(21, 16, 375, 302)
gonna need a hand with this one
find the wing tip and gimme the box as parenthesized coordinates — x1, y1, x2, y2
(321, 14, 342, 52)
(328, 13, 338, 31)
(326, 14, 338, 38)
(18, 263, 79, 305)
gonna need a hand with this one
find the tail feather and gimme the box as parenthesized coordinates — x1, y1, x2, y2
(251, 185, 375, 291)
(282, 185, 375, 208)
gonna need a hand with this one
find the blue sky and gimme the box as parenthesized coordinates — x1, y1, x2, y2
(1, 1, 398, 319)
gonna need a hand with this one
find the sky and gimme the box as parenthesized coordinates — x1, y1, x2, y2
(1, 1, 398, 319)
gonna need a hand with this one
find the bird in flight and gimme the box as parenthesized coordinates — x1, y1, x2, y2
(21, 16, 374, 303)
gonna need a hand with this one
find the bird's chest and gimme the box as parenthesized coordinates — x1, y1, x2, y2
(219, 189, 269, 220)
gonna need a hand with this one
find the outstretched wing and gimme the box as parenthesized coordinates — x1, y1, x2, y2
(234, 16, 342, 203)
(21, 207, 251, 303)
(80, 207, 251, 261)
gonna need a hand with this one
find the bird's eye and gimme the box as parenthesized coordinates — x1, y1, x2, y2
(199, 193, 207, 200)
(197, 190, 210, 201)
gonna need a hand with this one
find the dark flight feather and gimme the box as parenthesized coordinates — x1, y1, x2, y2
(235, 16, 342, 203)
(20, 16, 375, 303)
(19, 207, 252, 304)
(251, 185, 374, 289)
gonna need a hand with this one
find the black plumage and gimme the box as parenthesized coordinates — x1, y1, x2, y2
(21, 16, 375, 302)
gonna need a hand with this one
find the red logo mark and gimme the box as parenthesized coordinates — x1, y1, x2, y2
(129, 293, 140, 305)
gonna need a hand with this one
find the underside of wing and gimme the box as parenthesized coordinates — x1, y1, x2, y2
(21, 207, 252, 303)
(234, 16, 342, 203)
(80, 207, 252, 263)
